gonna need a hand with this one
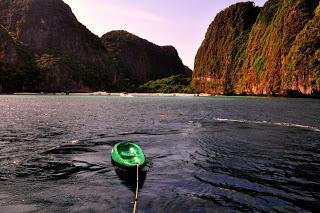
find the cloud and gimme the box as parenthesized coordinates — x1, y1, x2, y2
(107, 5, 166, 23)
(63, 0, 166, 23)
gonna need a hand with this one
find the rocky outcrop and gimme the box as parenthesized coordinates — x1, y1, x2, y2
(192, 2, 260, 94)
(0, 25, 19, 93)
(193, 0, 320, 96)
(101, 30, 192, 88)
(0, 0, 192, 92)
(239, 0, 319, 95)
(284, 2, 320, 95)
(0, 0, 114, 92)
(0, 25, 18, 64)
(0, 0, 110, 65)
(0, 24, 38, 92)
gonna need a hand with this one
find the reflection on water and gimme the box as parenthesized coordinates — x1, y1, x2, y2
(0, 95, 319, 212)
(113, 164, 147, 191)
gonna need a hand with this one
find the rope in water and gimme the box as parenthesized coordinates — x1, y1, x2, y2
(133, 164, 139, 213)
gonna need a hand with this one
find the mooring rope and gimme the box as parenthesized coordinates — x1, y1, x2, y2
(133, 164, 139, 213)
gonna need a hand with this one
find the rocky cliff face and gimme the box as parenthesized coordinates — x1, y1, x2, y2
(0, 25, 18, 64)
(0, 24, 20, 93)
(193, 0, 320, 96)
(284, 2, 320, 94)
(0, 0, 192, 92)
(192, 2, 260, 94)
(239, 0, 319, 95)
(0, 0, 114, 92)
(0, 24, 38, 92)
(101, 30, 191, 88)
(0, 0, 111, 65)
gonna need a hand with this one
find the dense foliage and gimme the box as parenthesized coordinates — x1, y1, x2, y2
(139, 75, 196, 93)
(285, 3, 320, 92)
(193, 0, 320, 96)
(192, 2, 260, 94)
(101, 30, 191, 87)
(0, 25, 40, 93)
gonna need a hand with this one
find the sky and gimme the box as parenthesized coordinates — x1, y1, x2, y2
(62, 0, 266, 69)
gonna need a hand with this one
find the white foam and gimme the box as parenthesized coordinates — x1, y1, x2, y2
(213, 118, 320, 132)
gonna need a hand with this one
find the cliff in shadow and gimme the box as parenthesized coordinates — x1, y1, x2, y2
(0, 0, 192, 93)
(101, 30, 192, 90)
(0, 24, 39, 93)
(0, 0, 114, 92)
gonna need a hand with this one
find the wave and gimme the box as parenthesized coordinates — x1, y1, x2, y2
(213, 118, 320, 132)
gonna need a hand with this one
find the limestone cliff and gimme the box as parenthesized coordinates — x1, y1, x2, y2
(193, 0, 320, 96)
(0, 24, 38, 92)
(0, 0, 113, 92)
(0, 0, 192, 92)
(192, 2, 260, 94)
(101, 30, 191, 89)
(284, 2, 320, 94)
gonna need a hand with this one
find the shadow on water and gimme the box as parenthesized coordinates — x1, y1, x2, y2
(112, 160, 148, 192)
(14, 157, 106, 180)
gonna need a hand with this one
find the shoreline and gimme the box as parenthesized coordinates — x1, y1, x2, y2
(0, 92, 318, 98)
(7, 92, 210, 97)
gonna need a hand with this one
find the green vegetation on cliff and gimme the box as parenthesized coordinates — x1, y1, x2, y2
(139, 75, 196, 93)
(0, 0, 114, 93)
(193, 0, 320, 96)
(0, 25, 39, 93)
(240, 0, 318, 95)
(285, 3, 320, 92)
(192, 2, 260, 94)
(101, 30, 192, 88)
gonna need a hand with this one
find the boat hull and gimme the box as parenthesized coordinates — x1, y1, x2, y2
(111, 142, 147, 168)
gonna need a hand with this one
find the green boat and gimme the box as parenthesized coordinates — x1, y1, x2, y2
(111, 142, 147, 168)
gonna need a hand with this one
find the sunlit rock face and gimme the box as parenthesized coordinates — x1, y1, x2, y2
(193, 0, 320, 96)
(192, 2, 260, 95)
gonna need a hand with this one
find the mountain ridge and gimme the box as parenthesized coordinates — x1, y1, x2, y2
(0, 0, 191, 93)
(101, 30, 191, 89)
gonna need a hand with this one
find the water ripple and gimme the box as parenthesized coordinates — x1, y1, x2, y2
(213, 117, 320, 132)
(0, 96, 319, 212)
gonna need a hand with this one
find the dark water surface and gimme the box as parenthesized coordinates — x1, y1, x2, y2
(0, 95, 319, 212)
